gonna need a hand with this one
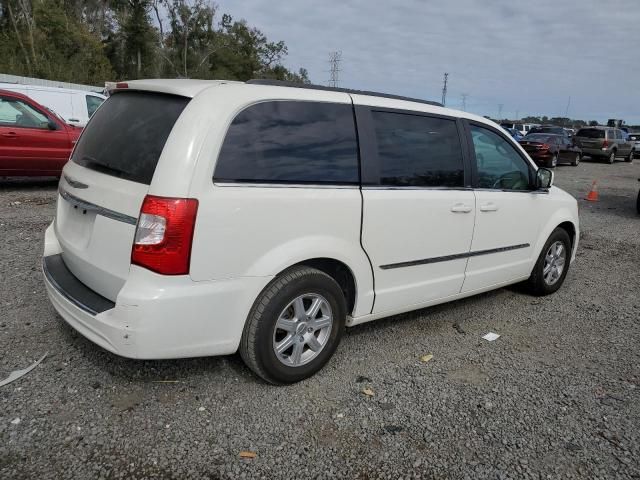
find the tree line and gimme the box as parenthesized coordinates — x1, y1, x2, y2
(0, 0, 310, 86)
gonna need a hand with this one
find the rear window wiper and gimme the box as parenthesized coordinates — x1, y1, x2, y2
(81, 156, 126, 178)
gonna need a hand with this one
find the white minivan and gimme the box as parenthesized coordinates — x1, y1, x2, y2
(43, 79, 579, 383)
(0, 83, 105, 127)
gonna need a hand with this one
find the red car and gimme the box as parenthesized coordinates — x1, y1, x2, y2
(0, 89, 81, 176)
(519, 133, 582, 168)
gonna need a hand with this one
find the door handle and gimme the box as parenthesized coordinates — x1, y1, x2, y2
(480, 202, 499, 212)
(1, 132, 17, 138)
(450, 203, 472, 213)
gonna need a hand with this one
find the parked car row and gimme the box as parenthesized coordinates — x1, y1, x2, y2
(499, 123, 637, 168)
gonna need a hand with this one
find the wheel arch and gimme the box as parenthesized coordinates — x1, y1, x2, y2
(533, 213, 579, 266)
(287, 258, 358, 316)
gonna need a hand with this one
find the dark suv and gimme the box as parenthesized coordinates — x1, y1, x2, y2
(574, 127, 634, 163)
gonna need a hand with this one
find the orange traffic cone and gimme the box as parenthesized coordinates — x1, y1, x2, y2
(586, 180, 599, 202)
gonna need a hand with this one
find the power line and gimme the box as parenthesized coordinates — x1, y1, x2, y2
(328, 51, 342, 88)
(461, 93, 468, 111)
(441, 72, 448, 106)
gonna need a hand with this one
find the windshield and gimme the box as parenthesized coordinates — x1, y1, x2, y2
(72, 91, 190, 184)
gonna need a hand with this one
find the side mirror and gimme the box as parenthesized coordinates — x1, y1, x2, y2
(47, 119, 59, 131)
(536, 168, 553, 189)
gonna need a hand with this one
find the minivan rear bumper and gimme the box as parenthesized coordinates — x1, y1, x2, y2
(43, 224, 272, 359)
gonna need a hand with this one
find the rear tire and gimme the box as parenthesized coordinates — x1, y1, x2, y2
(608, 151, 616, 164)
(525, 228, 572, 296)
(547, 154, 558, 168)
(239, 266, 346, 384)
(637, 189, 640, 214)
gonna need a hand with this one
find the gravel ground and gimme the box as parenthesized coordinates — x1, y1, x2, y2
(1, 159, 639, 479)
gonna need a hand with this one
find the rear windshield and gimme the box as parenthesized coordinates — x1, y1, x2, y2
(576, 128, 605, 139)
(529, 127, 563, 135)
(522, 134, 552, 143)
(72, 91, 190, 184)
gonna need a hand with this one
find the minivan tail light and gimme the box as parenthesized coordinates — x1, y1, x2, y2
(602, 139, 609, 148)
(131, 195, 198, 275)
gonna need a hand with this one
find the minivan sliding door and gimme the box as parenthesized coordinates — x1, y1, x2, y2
(355, 103, 475, 315)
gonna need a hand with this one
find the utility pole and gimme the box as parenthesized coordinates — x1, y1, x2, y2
(328, 51, 342, 88)
(515, 109, 519, 120)
(441, 72, 448, 106)
(461, 93, 468, 112)
(564, 96, 571, 118)
(498, 103, 504, 120)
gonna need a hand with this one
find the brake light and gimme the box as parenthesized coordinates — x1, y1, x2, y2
(602, 139, 609, 148)
(131, 195, 198, 275)
(115, 82, 129, 89)
(538, 144, 550, 150)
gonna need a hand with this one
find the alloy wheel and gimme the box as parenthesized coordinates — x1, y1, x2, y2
(543, 241, 566, 286)
(273, 293, 333, 367)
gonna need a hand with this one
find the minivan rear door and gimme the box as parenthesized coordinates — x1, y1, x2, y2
(55, 91, 190, 301)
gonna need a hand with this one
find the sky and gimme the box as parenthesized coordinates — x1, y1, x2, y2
(216, 0, 640, 124)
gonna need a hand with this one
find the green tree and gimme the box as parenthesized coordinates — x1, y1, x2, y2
(0, 0, 309, 85)
(0, 0, 113, 84)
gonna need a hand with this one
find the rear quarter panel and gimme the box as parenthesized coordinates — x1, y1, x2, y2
(183, 84, 375, 317)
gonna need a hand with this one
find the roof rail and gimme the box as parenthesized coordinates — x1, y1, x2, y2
(246, 79, 443, 107)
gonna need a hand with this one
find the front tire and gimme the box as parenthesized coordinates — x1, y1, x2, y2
(525, 228, 572, 296)
(239, 266, 346, 384)
(626, 151, 634, 163)
(571, 153, 581, 166)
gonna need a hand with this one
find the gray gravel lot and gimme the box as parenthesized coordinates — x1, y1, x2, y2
(1, 159, 639, 479)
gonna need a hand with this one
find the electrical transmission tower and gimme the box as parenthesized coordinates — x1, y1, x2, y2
(461, 93, 468, 111)
(498, 103, 504, 119)
(441, 73, 449, 106)
(328, 51, 342, 88)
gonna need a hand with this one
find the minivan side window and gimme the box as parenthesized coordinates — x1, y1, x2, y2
(470, 125, 531, 191)
(214, 101, 359, 184)
(371, 111, 464, 187)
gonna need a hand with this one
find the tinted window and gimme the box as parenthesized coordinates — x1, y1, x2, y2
(576, 128, 605, 139)
(214, 101, 358, 184)
(523, 134, 553, 143)
(470, 125, 530, 190)
(529, 126, 564, 135)
(85, 95, 104, 117)
(72, 92, 189, 184)
(0, 96, 49, 129)
(371, 111, 464, 187)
